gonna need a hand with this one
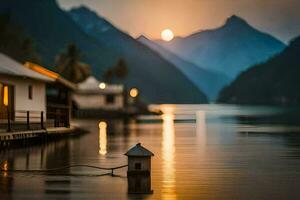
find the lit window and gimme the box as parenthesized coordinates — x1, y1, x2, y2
(28, 85, 33, 100)
(3, 85, 8, 106)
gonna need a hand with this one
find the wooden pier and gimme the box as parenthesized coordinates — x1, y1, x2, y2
(0, 126, 81, 148)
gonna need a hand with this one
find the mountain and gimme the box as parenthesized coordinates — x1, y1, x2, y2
(0, 1, 207, 103)
(137, 35, 230, 101)
(0, 0, 118, 72)
(156, 15, 286, 79)
(218, 36, 300, 106)
(68, 6, 208, 103)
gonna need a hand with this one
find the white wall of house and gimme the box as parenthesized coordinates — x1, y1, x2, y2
(0, 75, 46, 122)
(73, 93, 124, 110)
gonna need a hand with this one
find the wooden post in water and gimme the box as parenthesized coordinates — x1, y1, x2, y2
(65, 108, 70, 128)
(27, 111, 30, 130)
(54, 109, 58, 127)
(125, 143, 154, 194)
(41, 111, 44, 129)
(6, 107, 11, 132)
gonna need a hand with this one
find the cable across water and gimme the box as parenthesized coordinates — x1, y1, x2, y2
(0, 164, 128, 175)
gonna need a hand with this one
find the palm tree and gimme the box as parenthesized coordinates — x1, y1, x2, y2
(0, 14, 41, 64)
(103, 58, 128, 83)
(114, 58, 128, 80)
(55, 43, 90, 83)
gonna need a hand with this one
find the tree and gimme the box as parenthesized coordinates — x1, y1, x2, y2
(103, 58, 128, 82)
(55, 43, 91, 83)
(0, 14, 41, 64)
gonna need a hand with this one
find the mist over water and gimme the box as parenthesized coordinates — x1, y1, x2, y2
(1, 104, 300, 199)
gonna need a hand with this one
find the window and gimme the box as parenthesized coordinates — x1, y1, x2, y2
(135, 163, 141, 170)
(106, 94, 115, 104)
(28, 85, 32, 100)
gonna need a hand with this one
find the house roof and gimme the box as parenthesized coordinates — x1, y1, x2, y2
(78, 76, 100, 90)
(0, 53, 53, 82)
(77, 76, 124, 94)
(125, 143, 154, 157)
(24, 62, 77, 90)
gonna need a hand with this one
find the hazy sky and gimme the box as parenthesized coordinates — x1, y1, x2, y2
(58, 0, 300, 43)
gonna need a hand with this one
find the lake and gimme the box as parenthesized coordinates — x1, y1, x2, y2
(1, 104, 300, 199)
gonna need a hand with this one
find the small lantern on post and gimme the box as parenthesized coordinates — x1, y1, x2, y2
(125, 143, 154, 194)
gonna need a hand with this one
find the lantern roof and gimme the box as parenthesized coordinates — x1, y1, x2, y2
(125, 143, 154, 157)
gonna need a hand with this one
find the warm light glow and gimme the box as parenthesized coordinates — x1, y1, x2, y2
(99, 121, 107, 155)
(3, 161, 8, 171)
(130, 88, 139, 98)
(161, 29, 174, 42)
(161, 107, 176, 199)
(99, 121, 107, 129)
(3, 86, 8, 107)
(196, 111, 207, 146)
(2, 160, 8, 177)
(99, 82, 106, 89)
(24, 62, 59, 79)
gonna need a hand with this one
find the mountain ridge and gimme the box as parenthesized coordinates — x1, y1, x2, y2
(68, 5, 208, 103)
(0, 0, 208, 103)
(218, 36, 300, 105)
(137, 35, 230, 101)
(156, 15, 286, 79)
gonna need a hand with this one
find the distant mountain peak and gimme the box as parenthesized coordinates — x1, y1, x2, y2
(137, 35, 149, 41)
(69, 6, 113, 34)
(225, 15, 249, 27)
(155, 13, 285, 79)
(70, 5, 105, 20)
(70, 5, 95, 15)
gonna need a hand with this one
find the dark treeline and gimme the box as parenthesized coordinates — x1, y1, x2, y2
(55, 43, 91, 83)
(218, 36, 300, 106)
(103, 58, 129, 83)
(0, 14, 91, 83)
(0, 15, 40, 64)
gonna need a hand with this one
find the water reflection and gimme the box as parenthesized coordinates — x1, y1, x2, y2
(0, 159, 13, 196)
(3, 160, 8, 177)
(161, 105, 176, 200)
(196, 111, 207, 146)
(99, 121, 107, 155)
(1, 105, 300, 199)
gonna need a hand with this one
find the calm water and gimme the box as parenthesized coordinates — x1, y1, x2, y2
(1, 104, 300, 199)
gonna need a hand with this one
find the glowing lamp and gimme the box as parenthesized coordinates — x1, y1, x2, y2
(130, 88, 139, 98)
(3, 86, 9, 107)
(99, 121, 107, 129)
(99, 82, 106, 89)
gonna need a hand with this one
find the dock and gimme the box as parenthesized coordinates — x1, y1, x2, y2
(0, 126, 84, 148)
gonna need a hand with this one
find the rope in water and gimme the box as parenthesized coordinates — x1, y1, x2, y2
(0, 164, 128, 173)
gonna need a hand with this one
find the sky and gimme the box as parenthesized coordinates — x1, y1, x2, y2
(58, 0, 300, 43)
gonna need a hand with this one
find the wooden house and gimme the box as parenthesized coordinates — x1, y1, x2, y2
(0, 53, 75, 132)
(0, 53, 52, 125)
(72, 76, 125, 117)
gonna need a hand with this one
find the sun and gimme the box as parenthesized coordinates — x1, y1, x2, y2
(161, 29, 174, 42)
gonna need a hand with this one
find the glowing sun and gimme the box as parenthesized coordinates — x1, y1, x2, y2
(161, 29, 174, 41)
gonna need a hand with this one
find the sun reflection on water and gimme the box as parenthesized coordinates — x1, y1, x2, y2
(99, 121, 107, 155)
(196, 111, 207, 146)
(161, 105, 177, 199)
